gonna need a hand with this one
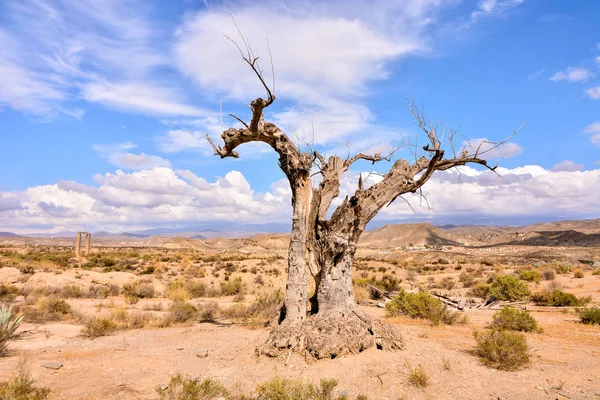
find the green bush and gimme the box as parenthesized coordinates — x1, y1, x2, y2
(578, 307, 600, 325)
(487, 276, 531, 301)
(489, 307, 542, 333)
(531, 290, 591, 307)
(474, 329, 530, 371)
(385, 290, 461, 325)
(518, 269, 541, 283)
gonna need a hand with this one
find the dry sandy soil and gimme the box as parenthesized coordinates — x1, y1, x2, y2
(0, 228, 599, 399)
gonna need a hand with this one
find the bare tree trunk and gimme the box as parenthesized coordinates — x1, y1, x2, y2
(281, 176, 311, 323)
(312, 244, 358, 316)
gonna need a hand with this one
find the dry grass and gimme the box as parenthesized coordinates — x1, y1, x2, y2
(407, 360, 428, 388)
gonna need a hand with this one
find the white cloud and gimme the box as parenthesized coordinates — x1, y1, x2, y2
(92, 142, 171, 170)
(585, 85, 600, 100)
(337, 165, 600, 220)
(3, 163, 599, 233)
(471, 0, 525, 22)
(551, 160, 584, 172)
(173, 2, 449, 148)
(526, 68, 545, 80)
(157, 130, 210, 153)
(0, 167, 290, 234)
(462, 138, 524, 159)
(0, 0, 199, 118)
(584, 121, 600, 146)
(550, 67, 595, 83)
(81, 81, 206, 117)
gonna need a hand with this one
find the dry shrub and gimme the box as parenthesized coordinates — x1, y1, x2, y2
(0, 365, 50, 400)
(122, 279, 155, 303)
(156, 374, 229, 400)
(0, 285, 20, 301)
(24, 298, 72, 323)
(197, 302, 220, 322)
(470, 283, 490, 298)
(489, 307, 542, 333)
(255, 376, 340, 400)
(542, 269, 555, 281)
(459, 271, 476, 288)
(169, 302, 197, 324)
(219, 277, 245, 296)
(81, 317, 117, 338)
(549, 261, 572, 274)
(385, 289, 463, 325)
(573, 268, 584, 279)
(407, 360, 428, 388)
(578, 307, 600, 325)
(474, 329, 530, 371)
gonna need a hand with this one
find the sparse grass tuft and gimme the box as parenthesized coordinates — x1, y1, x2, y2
(573, 268, 584, 279)
(407, 360, 428, 388)
(155, 373, 230, 400)
(474, 329, 530, 371)
(386, 289, 463, 325)
(0, 366, 50, 400)
(489, 307, 542, 333)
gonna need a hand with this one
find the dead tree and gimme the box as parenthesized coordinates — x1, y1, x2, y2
(207, 41, 508, 359)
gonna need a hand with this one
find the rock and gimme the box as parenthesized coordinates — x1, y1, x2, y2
(196, 350, 209, 358)
(41, 362, 63, 370)
(158, 384, 169, 391)
(176, 347, 184, 350)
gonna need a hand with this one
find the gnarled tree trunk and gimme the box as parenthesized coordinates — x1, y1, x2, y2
(207, 49, 497, 360)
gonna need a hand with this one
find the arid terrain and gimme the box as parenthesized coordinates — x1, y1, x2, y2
(0, 220, 599, 399)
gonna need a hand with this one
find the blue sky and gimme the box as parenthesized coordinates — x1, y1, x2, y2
(0, 0, 599, 234)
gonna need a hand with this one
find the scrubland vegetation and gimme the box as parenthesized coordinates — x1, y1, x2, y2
(0, 242, 598, 398)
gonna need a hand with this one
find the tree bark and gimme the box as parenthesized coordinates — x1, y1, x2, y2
(281, 175, 312, 323)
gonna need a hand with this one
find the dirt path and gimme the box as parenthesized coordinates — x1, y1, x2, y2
(1, 306, 599, 399)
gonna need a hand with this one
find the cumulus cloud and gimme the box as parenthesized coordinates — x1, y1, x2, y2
(0, 168, 290, 234)
(584, 121, 600, 145)
(550, 67, 595, 83)
(92, 142, 171, 170)
(551, 160, 584, 172)
(2, 163, 599, 234)
(585, 86, 600, 100)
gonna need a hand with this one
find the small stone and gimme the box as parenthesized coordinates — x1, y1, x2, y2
(41, 362, 63, 370)
(196, 350, 209, 358)
(176, 347, 184, 350)
(158, 384, 169, 391)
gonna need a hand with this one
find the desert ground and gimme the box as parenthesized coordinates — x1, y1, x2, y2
(0, 221, 599, 399)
